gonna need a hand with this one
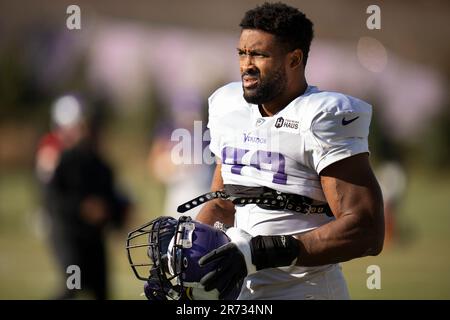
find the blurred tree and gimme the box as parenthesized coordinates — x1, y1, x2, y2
(419, 103, 450, 171)
(0, 40, 51, 122)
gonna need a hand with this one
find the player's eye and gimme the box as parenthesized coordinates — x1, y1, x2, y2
(237, 50, 268, 58)
(251, 52, 267, 58)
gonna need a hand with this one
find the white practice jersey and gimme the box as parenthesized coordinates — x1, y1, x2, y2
(208, 82, 372, 236)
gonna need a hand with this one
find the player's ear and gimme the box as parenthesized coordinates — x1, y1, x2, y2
(289, 49, 303, 69)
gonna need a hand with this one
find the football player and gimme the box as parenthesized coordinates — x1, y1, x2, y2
(193, 3, 385, 300)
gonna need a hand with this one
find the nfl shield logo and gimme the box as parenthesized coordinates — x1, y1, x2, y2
(275, 117, 284, 128)
(256, 118, 265, 127)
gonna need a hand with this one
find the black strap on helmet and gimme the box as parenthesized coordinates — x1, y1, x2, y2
(177, 184, 333, 217)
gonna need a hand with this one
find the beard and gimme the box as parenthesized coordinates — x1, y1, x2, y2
(242, 68, 287, 105)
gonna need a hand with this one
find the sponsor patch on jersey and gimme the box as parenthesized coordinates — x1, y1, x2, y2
(274, 117, 300, 133)
(243, 133, 267, 145)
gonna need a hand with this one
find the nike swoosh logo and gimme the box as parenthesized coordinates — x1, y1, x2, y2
(342, 116, 359, 126)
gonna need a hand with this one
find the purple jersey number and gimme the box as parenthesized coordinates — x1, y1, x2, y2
(222, 146, 287, 185)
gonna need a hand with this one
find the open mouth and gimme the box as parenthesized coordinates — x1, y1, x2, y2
(242, 75, 259, 89)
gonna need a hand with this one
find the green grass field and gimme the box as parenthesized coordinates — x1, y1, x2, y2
(1, 164, 449, 299)
(343, 168, 450, 299)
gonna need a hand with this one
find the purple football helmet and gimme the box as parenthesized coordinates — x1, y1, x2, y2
(126, 215, 241, 300)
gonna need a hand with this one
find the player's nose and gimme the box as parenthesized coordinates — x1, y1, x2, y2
(240, 63, 257, 78)
(240, 54, 255, 71)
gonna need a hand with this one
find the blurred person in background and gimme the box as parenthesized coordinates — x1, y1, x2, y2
(376, 161, 407, 245)
(369, 112, 408, 247)
(35, 94, 132, 299)
(146, 83, 215, 220)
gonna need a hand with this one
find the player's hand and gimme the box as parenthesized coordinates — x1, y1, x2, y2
(198, 227, 257, 299)
(80, 196, 109, 225)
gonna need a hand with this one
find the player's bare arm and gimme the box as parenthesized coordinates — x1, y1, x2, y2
(294, 153, 385, 266)
(196, 162, 236, 226)
(198, 153, 384, 299)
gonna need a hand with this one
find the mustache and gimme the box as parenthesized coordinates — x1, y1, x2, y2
(241, 70, 260, 78)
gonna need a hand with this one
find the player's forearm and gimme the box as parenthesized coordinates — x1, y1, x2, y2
(292, 153, 385, 266)
(196, 199, 235, 226)
(196, 162, 235, 226)
(294, 211, 384, 266)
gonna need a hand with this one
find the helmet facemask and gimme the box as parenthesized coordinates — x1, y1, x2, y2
(126, 215, 239, 300)
(126, 216, 184, 300)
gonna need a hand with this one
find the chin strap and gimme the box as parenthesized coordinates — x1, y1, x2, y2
(177, 191, 229, 213)
(177, 187, 332, 217)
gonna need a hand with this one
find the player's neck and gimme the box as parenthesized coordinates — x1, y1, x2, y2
(260, 81, 308, 117)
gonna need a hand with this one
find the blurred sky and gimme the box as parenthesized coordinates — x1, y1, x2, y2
(1, 0, 449, 141)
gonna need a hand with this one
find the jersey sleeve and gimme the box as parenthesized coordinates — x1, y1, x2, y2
(206, 82, 243, 160)
(309, 97, 372, 174)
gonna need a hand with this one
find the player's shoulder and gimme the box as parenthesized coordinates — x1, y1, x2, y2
(208, 82, 246, 114)
(301, 89, 372, 141)
(305, 87, 372, 115)
(209, 82, 244, 103)
(298, 87, 372, 127)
